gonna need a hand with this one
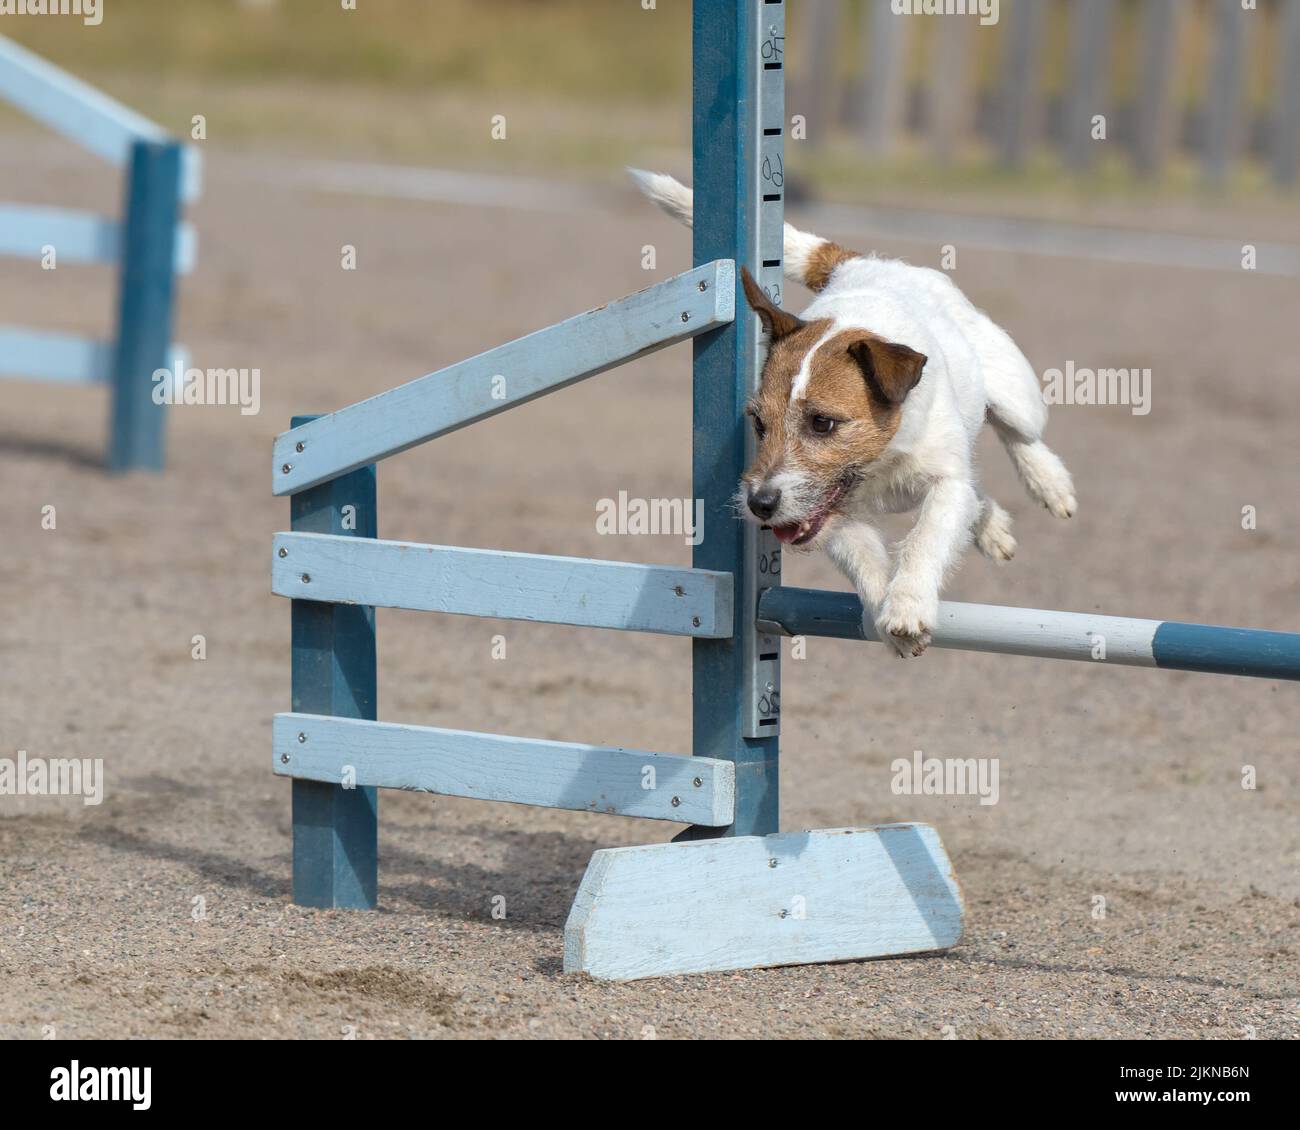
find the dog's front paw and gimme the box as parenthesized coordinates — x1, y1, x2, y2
(876, 590, 937, 658)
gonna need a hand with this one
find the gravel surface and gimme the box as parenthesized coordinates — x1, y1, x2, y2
(1, 141, 1296, 1039)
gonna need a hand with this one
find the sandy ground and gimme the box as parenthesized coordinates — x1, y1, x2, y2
(1, 138, 1297, 1040)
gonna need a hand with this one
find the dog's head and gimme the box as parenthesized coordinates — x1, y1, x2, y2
(738, 267, 926, 548)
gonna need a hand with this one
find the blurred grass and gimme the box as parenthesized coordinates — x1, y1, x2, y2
(0, 0, 1293, 216)
(0, 0, 692, 99)
(0, 0, 695, 175)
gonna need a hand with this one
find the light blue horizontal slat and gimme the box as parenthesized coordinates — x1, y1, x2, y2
(271, 531, 733, 638)
(0, 204, 196, 273)
(564, 823, 964, 980)
(0, 326, 111, 384)
(0, 35, 164, 160)
(272, 259, 736, 494)
(0, 204, 115, 263)
(0, 38, 201, 204)
(274, 713, 736, 827)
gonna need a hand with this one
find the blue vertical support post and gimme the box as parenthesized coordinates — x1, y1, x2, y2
(688, 0, 785, 839)
(288, 415, 379, 908)
(108, 139, 182, 472)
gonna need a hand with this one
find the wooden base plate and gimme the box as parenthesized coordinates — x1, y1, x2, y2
(564, 823, 964, 981)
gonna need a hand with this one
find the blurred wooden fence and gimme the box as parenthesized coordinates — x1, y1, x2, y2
(792, 0, 1300, 185)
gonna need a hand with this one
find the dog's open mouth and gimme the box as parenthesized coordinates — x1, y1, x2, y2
(770, 482, 849, 546)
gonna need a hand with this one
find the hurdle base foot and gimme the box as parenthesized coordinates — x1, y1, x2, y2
(563, 823, 963, 981)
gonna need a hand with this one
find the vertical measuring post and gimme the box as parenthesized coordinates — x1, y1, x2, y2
(688, 0, 784, 839)
(288, 415, 379, 908)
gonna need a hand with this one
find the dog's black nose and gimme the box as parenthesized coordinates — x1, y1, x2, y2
(748, 486, 781, 521)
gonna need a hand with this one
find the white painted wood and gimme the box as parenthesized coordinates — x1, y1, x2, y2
(274, 713, 735, 827)
(927, 602, 1160, 666)
(0, 204, 195, 273)
(272, 260, 735, 495)
(272, 532, 733, 638)
(756, 587, 1161, 668)
(564, 824, 964, 980)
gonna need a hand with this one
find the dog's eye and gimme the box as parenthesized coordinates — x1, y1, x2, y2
(751, 415, 767, 439)
(810, 415, 836, 435)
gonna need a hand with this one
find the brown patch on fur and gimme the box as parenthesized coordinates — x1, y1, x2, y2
(802, 241, 861, 292)
(746, 328, 924, 489)
(740, 265, 803, 338)
(848, 336, 927, 404)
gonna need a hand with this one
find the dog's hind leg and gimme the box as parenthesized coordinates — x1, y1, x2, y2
(989, 416, 1077, 519)
(973, 493, 1016, 562)
(972, 318, 1078, 520)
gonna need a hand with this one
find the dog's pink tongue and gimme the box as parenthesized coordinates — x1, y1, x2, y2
(772, 523, 803, 545)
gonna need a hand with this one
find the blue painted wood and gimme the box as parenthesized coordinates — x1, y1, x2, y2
(564, 824, 964, 980)
(272, 532, 734, 638)
(0, 327, 112, 384)
(1152, 622, 1300, 681)
(687, 0, 779, 840)
(289, 416, 378, 910)
(274, 713, 736, 827)
(108, 140, 182, 472)
(272, 260, 734, 495)
(0, 204, 195, 273)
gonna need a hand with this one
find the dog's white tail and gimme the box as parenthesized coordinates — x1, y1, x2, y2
(628, 169, 857, 293)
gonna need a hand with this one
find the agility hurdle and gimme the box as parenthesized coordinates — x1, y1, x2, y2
(272, 0, 1300, 981)
(0, 36, 200, 471)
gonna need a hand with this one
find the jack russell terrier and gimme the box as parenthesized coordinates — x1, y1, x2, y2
(632, 170, 1076, 658)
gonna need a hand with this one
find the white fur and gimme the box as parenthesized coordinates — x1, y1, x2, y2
(809, 255, 1075, 655)
(790, 326, 840, 399)
(632, 171, 1076, 657)
(782, 224, 826, 287)
(628, 170, 696, 228)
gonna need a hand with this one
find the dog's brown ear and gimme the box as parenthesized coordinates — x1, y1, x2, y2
(847, 336, 927, 405)
(740, 266, 804, 340)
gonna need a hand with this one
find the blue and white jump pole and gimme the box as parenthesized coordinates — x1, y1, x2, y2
(759, 588, 1300, 681)
(272, 0, 1300, 982)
